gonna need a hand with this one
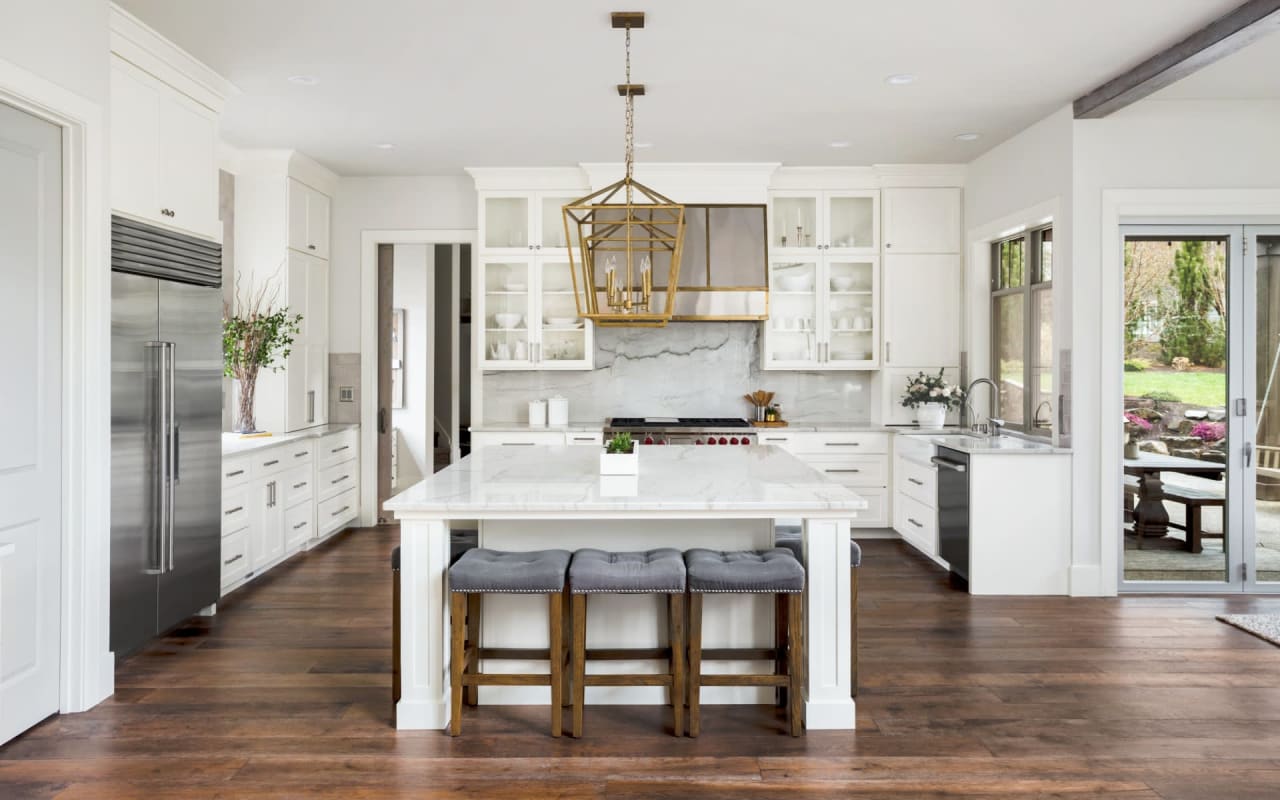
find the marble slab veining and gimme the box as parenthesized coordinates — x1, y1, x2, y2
(481, 322, 872, 424)
(385, 444, 870, 517)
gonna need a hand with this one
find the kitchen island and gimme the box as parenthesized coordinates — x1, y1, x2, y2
(385, 444, 867, 732)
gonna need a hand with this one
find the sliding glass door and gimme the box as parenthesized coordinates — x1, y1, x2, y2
(1120, 225, 1280, 593)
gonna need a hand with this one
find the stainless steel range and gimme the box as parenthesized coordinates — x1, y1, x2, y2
(605, 417, 756, 446)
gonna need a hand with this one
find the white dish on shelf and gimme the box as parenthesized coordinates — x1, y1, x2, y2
(546, 316, 578, 326)
(830, 276, 856, 291)
(494, 312, 523, 329)
(777, 274, 814, 292)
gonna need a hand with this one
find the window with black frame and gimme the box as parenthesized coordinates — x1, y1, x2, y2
(991, 226, 1053, 434)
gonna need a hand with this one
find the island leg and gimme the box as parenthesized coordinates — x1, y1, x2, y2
(801, 517, 855, 730)
(396, 516, 452, 730)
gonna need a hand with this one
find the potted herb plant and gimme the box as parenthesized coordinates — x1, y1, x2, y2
(901, 369, 965, 429)
(223, 278, 302, 434)
(600, 432, 639, 475)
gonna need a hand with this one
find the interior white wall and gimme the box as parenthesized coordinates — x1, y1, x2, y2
(330, 176, 476, 353)
(392, 244, 433, 488)
(1072, 98, 1280, 594)
(0, 1, 109, 104)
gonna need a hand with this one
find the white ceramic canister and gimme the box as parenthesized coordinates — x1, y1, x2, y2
(547, 396, 569, 427)
(528, 399, 548, 427)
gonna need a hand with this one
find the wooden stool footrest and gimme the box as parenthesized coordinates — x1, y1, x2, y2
(583, 674, 673, 687)
(700, 674, 789, 688)
(478, 647, 553, 661)
(701, 647, 780, 661)
(584, 647, 672, 661)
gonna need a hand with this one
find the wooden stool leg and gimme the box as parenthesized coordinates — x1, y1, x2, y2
(465, 594, 481, 706)
(687, 592, 703, 738)
(561, 585, 572, 708)
(448, 593, 467, 736)
(774, 593, 788, 708)
(850, 566, 859, 698)
(668, 593, 686, 737)
(548, 591, 564, 738)
(571, 594, 587, 738)
(787, 593, 804, 736)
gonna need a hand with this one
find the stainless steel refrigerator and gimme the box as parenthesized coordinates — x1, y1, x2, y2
(110, 216, 223, 658)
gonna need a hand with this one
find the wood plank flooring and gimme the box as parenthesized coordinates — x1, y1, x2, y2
(3, 527, 1280, 798)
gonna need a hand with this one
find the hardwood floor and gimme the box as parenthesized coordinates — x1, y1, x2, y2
(4, 527, 1280, 798)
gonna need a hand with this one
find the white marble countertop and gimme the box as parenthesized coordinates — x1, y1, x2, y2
(222, 424, 358, 457)
(386, 444, 869, 518)
(470, 422, 604, 433)
(471, 420, 969, 434)
(929, 434, 1071, 455)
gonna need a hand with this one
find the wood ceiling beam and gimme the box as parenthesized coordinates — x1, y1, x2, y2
(1073, 0, 1280, 119)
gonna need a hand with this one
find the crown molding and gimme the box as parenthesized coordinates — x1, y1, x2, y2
(109, 3, 238, 113)
(465, 167, 589, 192)
(579, 162, 782, 202)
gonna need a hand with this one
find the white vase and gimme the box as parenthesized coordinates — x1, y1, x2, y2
(600, 449, 639, 475)
(915, 403, 947, 429)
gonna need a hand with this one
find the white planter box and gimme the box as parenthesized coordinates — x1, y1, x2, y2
(600, 449, 638, 475)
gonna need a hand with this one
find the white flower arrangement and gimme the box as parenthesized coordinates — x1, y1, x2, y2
(900, 369, 965, 410)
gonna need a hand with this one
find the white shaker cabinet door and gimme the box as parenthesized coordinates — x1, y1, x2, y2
(156, 90, 218, 240)
(882, 187, 962, 254)
(110, 61, 161, 223)
(287, 178, 310, 254)
(306, 187, 331, 259)
(882, 254, 961, 367)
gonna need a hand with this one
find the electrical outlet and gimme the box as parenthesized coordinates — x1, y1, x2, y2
(338, 386, 354, 403)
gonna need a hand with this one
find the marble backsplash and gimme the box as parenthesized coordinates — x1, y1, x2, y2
(482, 323, 871, 424)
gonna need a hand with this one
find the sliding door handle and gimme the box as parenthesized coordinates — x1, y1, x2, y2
(379, 407, 387, 435)
(1245, 442, 1254, 468)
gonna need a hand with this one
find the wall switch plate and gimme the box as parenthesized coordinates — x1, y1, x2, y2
(338, 386, 354, 403)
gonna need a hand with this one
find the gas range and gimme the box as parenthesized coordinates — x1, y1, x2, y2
(605, 417, 756, 446)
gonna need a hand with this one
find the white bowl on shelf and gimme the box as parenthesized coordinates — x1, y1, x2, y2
(493, 312, 523, 329)
(777, 274, 813, 292)
(830, 276, 856, 292)
(545, 316, 579, 327)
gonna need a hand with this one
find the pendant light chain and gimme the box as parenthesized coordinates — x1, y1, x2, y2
(624, 23, 635, 203)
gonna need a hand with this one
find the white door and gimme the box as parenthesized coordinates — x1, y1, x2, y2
(0, 101, 63, 744)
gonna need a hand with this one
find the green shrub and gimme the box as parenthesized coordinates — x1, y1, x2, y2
(1159, 314, 1226, 368)
(1142, 390, 1182, 405)
(1124, 358, 1151, 372)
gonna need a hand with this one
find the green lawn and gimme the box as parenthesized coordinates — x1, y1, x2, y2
(1123, 369, 1225, 407)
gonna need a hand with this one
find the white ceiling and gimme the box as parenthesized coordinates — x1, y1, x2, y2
(1155, 27, 1280, 100)
(117, 0, 1246, 176)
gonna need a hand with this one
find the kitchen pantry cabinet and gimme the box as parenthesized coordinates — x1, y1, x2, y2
(288, 178, 331, 259)
(252, 251, 329, 432)
(477, 257, 594, 371)
(109, 57, 220, 241)
(221, 428, 359, 595)
(762, 255, 880, 370)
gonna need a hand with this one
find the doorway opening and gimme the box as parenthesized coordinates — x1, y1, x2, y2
(375, 241, 472, 522)
(1120, 225, 1280, 592)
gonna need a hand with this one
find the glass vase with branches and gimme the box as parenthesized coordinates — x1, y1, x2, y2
(223, 273, 302, 434)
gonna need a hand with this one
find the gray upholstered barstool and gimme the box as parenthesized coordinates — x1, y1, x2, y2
(568, 548, 687, 737)
(447, 548, 571, 737)
(684, 548, 805, 737)
(774, 529, 862, 697)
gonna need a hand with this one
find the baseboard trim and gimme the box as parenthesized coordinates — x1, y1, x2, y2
(1070, 564, 1105, 597)
(805, 696, 857, 730)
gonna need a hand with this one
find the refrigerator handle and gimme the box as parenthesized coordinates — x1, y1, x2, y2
(144, 341, 167, 574)
(166, 342, 176, 572)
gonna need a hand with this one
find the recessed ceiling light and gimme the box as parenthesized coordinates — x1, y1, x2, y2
(884, 74, 916, 86)
(287, 75, 319, 86)
(829, 141, 851, 149)
(375, 143, 396, 150)
(954, 132, 981, 142)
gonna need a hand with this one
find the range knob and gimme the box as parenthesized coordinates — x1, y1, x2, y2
(741, 438, 751, 445)
(643, 436, 654, 445)
(694, 439, 703, 445)
(718, 437, 729, 445)
(729, 437, 739, 445)
(706, 438, 717, 445)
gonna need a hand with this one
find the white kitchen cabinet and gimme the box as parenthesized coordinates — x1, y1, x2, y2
(109, 57, 219, 241)
(479, 191, 582, 256)
(477, 257, 594, 371)
(882, 254, 961, 368)
(763, 255, 880, 370)
(882, 187, 962, 254)
(250, 472, 285, 571)
(892, 434, 940, 559)
(288, 178, 331, 259)
(768, 189, 879, 255)
(254, 251, 329, 432)
(757, 431, 890, 528)
(470, 430, 603, 449)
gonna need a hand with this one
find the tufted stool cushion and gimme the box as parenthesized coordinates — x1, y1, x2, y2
(569, 548, 686, 594)
(773, 529, 862, 567)
(451, 529, 479, 565)
(449, 548, 571, 593)
(684, 548, 805, 594)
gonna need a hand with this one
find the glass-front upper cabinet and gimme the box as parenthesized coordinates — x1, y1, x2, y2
(764, 258, 821, 368)
(767, 190, 879, 255)
(478, 258, 535, 368)
(537, 260, 592, 369)
(762, 255, 880, 371)
(481, 191, 586, 255)
(824, 257, 879, 368)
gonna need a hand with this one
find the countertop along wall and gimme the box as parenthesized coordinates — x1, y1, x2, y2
(481, 322, 872, 424)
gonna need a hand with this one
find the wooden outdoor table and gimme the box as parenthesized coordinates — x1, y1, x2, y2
(1123, 453, 1225, 542)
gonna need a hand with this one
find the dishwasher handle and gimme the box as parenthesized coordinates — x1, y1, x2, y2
(930, 456, 967, 473)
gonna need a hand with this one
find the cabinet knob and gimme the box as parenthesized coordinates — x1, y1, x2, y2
(308, 244, 316, 250)
(885, 243, 892, 249)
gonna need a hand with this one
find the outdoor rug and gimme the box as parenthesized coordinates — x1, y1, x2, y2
(1217, 614, 1280, 647)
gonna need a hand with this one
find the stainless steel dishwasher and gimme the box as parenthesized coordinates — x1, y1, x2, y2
(932, 446, 970, 585)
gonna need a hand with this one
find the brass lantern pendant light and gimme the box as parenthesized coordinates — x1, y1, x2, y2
(563, 11, 686, 328)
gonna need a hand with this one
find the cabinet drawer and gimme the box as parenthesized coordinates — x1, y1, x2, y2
(809, 455, 888, 488)
(318, 429, 358, 469)
(896, 456, 938, 508)
(221, 485, 250, 535)
(788, 432, 889, 455)
(318, 459, 358, 501)
(318, 487, 358, 536)
(284, 501, 313, 550)
(894, 492, 937, 556)
(472, 431, 565, 448)
(221, 458, 251, 489)
(282, 465, 314, 507)
(220, 528, 250, 590)
(756, 432, 795, 451)
(251, 448, 291, 477)
(564, 431, 603, 447)
(850, 487, 888, 528)
(894, 432, 936, 462)
(283, 440, 315, 467)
